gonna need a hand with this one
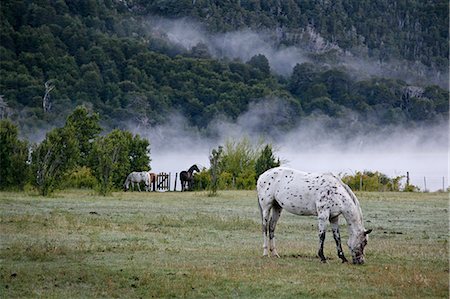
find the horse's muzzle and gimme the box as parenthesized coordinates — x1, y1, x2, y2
(352, 257, 365, 265)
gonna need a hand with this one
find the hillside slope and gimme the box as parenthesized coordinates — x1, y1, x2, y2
(0, 0, 448, 138)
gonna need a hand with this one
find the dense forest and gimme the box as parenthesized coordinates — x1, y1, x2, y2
(0, 0, 448, 139)
(142, 0, 448, 69)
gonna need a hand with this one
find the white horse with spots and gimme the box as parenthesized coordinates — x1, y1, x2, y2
(257, 167, 372, 264)
(123, 171, 151, 192)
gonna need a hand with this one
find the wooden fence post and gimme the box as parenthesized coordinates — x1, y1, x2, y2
(168, 172, 171, 191)
(174, 172, 178, 191)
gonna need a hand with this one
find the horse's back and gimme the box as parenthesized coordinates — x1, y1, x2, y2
(257, 167, 349, 216)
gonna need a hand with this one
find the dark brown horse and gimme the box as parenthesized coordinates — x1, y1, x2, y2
(180, 164, 200, 191)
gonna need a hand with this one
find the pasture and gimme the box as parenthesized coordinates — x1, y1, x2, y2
(0, 190, 448, 298)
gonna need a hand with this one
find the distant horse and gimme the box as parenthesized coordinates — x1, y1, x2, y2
(257, 167, 372, 264)
(148, 172, 157, 191)
(180, 164, 200, 191)
(124, 171, 151, 192)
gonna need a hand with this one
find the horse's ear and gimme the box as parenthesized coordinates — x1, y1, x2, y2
(364, 229, 373, 235)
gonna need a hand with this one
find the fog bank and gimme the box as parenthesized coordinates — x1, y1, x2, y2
(144, 16, 448, 88)
(128, 110, 448, 192)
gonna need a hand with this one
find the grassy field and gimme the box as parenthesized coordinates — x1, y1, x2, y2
(0, 190, 448, 298)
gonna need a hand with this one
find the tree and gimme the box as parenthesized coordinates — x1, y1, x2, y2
(255, 144, 280, 179)
(31, 126, 79, 196)
(208, 145, 223, 196)
(91, 129, 150, 195)
(91, 132, 123, 195)
(129, 134, 151, 172)
(65, 105, 101, 167)
(0, 120, 29, 190)
(220, 137, 257, 189)
(247, 54, 270, 77)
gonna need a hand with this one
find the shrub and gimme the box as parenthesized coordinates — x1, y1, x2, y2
(342, 171, 405, 192)
(62, 166, 98, 189)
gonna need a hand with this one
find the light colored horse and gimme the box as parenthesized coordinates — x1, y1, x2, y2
(124, 171, 151, 192)
(257, 167, 372, 264)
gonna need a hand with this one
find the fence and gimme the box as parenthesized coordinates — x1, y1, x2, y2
(351, 172, 448, 192)
(148, 172, 184, 191)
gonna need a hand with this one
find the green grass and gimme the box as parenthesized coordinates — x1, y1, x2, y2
(0, 190, 448, 298)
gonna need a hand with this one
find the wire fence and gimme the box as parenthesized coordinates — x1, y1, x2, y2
(142, 172, 448, 193)
(408, 175, 448, 192)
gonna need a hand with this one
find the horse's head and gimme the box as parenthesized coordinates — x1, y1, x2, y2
(348, 229, 372, 264)
(189, 164, 200, 173)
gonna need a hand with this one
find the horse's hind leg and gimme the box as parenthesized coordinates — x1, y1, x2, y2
(317, 210, 330, 262)
(330, 216, 348, 263)
(269, 202, 282, 258)
(259, 197, 271, 257)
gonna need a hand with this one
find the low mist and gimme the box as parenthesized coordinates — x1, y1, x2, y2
(143, 16, 448, 88)
(127, 97, 448, 192)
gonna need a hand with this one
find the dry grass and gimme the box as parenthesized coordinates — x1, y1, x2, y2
(0, 190, 448, 298)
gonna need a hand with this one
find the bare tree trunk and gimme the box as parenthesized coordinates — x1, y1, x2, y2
(43, 80, 55, 113)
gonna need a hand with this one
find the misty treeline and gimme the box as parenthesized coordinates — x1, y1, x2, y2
(0, 105, 281, 195)
(0, 0, 448, 139)
(193, 139, 280, 193)
(0, 105, 424, 195)
(0, 106, 150, 196)
(144, 0, 448, 70)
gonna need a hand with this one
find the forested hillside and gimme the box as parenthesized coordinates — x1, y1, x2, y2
(0, 0, 448, 138)
(141, 0, 448, 70)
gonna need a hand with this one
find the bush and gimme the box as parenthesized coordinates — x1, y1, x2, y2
(62, 166, 98, 189)
(342, 171, 405, 192)
(193, 169, 211, 191)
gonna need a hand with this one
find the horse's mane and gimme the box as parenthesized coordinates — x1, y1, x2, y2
(333, 174, 363, 221)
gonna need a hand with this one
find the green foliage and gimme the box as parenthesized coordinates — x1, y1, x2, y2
(65, 105, 101, 167)
(208, 145, 223, 196)
(219, 138, 257, 189)
(403, 184, 420, 192)
(0, 105, 151, 194)
(193, 168, 211, 192)
(61, 166, 97, 189)
(91, 129, 150, 195)
(204, 139, 280, 191)
(255, 144, 280, 179)
(143, 0, 449, 69)
(31, 126, 79, 196)
(289, 63, 448, 121)
(0, 0, 447, 137)
(0, 120, 29, 190)
(342, 171, 405, 192)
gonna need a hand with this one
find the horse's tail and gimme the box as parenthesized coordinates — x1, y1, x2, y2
(124, 174, 131, 191)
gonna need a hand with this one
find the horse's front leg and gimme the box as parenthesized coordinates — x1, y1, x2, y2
(330, 216, 348, 263)
(317, 211, 329, 263)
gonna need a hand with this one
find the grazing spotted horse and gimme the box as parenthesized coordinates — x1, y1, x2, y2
(124, 171, 152, 192)
(180, 164, 200, 191)
(257, 167, 372, 264)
